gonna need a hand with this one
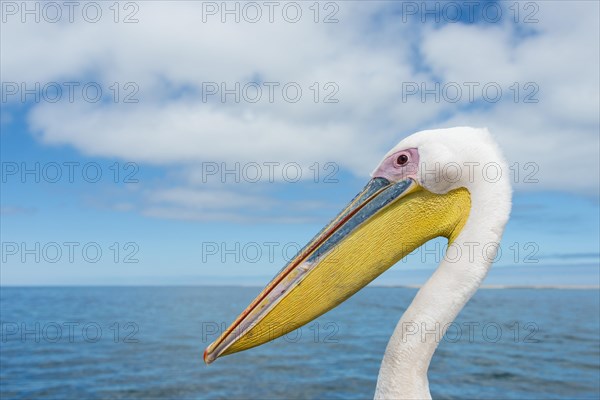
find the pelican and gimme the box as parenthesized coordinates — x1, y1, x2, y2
(204, 127, 512, 399)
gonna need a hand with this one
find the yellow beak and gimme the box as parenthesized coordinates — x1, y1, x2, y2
(204, 178, 471, 364)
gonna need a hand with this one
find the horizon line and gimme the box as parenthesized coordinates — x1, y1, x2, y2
(1, 284, 598, 290)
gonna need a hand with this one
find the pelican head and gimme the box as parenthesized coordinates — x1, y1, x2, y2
(203, 127, 511, 398)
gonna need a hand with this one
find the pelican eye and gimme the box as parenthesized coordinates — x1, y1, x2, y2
(396, 154, 409, 166)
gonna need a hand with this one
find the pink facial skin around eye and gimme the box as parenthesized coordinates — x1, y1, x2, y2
(371, 148, 419, 183)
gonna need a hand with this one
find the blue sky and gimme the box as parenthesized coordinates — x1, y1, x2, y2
(1, 0, 599, 286)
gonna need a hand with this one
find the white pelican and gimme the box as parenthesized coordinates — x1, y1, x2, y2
(204, 127, 512, 399)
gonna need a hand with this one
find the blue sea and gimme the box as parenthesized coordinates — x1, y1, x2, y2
(1, 287, 599, 399)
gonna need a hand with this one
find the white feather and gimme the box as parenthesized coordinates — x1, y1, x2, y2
(374, 127, 512, 399)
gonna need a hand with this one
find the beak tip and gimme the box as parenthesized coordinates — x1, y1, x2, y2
(203, 347, 214, 365)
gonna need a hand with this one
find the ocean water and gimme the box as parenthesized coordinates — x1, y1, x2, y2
(1, 287, 598, 399)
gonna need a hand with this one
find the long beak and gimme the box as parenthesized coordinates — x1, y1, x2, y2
(204, 178, 471, 364)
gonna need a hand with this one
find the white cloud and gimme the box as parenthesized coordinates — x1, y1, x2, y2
(2, 0, 599, 198)
(0, 205, 36, 215)
(141, 184, 329, 223)
(148, 186, 274, 210)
